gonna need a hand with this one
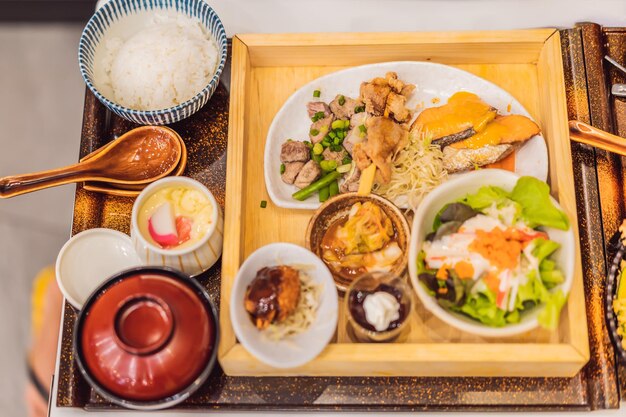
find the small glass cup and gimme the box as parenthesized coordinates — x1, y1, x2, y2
(344, 272, 413, 342)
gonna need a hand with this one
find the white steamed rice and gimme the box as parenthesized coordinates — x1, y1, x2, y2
(100, 13, 218, 111)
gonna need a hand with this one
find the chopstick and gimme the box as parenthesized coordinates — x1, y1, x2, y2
(569, 120, 626, 157)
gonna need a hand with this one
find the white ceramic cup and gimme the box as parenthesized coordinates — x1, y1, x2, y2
(131, 177, 223, 276)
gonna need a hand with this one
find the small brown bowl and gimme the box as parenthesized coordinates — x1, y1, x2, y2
(305, 192, 410, 292)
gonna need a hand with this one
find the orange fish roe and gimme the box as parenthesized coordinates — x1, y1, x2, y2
(469, 227, 523, 270)
(454, 260, 475, 279)
(436, 265, 449, 280)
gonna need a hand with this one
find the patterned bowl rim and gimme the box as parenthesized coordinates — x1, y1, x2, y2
(78, 0, 228, 117)
(606, 237, 626, 363)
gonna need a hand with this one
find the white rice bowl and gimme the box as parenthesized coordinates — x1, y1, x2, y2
(95, 12, 218, 111)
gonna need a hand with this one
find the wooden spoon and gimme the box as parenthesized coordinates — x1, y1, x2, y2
(569, 120, 626, 156)
(0, 126, 182, 198)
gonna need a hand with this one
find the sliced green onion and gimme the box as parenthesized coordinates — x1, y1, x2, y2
(311, 111, 326, 122)
(331, 120, 345, 130)
(260, 200, 267, 208)
(320, 160, 338, 172)
(310, 128, 319, 136)
(292, 171, 341, 201)
(313, 89, 321, 98)
(312, 154, 323, 163)
(354, 105, 365, 113)
(359, 131, 366, 138)
(330, 144, 342, 152)
(333, 137, 341, 145)
(358, 124, 367, 133)
(337, 131, 345, 140)
(329, 180, 339, 197)
(329, 131, 337, 140)
(338, 95, 345, 106)
(342, 156, 352, 165)
(312, 143, 324, 155)
(280, 163, 286, 174)
(337, 163, 352, 173)
(321, 139, 330, 148)
(303, 140, 313, 148)
(343, 119, 350, 129)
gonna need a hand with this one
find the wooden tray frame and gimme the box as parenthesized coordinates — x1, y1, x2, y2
(218, 29, 590, 377)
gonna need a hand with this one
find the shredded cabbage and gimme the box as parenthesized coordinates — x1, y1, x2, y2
(373, 131, 447, 210)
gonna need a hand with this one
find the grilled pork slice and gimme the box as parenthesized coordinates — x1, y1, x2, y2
(307, 101, 331, 118)
(294, 160, 321, 189)
(443, 144, 515, 173)
(280, 141, 310, 163)
(329, 94, 363, 120)
(450, 115, 540, 149)
(411, 92, 497, 147)
(322, 147, 348, 165)
(281, 161, 305, 185)
(340, 165, 361, 193)
(309, 114, 334, 144)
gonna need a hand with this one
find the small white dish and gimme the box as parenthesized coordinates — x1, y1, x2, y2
(230, 243, 338, 368)
(264, 61, 548, 210)
(56, 228, 141, 309)
(408, 169, 575, 337)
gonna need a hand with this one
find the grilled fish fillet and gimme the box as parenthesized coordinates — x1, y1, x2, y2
(411, 92, 497, 147)
(450, 115, 540, 149)
(443, 144, 515, 173)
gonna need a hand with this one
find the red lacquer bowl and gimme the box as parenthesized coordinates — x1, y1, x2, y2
(74, 266, 218, 410)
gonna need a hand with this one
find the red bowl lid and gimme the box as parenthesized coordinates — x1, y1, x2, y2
(79, 271, 215, 402)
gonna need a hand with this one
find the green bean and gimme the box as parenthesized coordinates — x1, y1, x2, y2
(329, 180, 339, 197)
(292, 171, 341, 201)
(319, 186, 330, 202)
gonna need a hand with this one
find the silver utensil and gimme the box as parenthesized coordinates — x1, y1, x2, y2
(605, 56, 626, 97)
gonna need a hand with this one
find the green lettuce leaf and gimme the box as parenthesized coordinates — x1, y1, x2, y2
(515, 269, 549, 311)
(457, 287, 508, 327)
(532, 238, 561, 263)
(510, 176, 569, 230)
(532, 238, 565, 289)
(461, 185, 509, 211)
(537, 290, 567, 330)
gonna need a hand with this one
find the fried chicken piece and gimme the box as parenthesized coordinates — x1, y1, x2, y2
(244, 265, 301, 330)
(360, 79, 390, 116)
(385, 71, 415, 96)
(358, 116, 408, 183)
(385, 92, 412, 123)
(360, 72, 415, 120)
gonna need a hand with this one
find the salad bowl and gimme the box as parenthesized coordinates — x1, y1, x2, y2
(408, 169, 575, 337)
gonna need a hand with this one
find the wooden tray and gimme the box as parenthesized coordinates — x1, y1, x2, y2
(218, 30, 590, 377)
(56, 28, 624, 410)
